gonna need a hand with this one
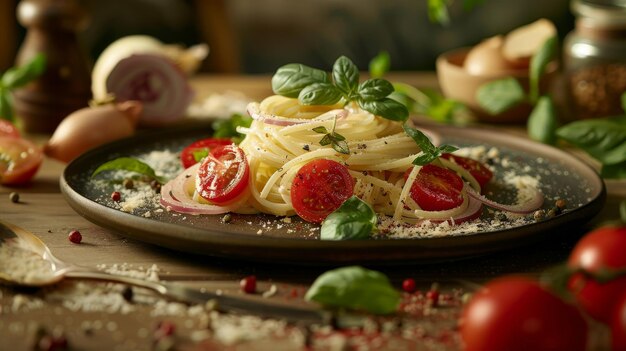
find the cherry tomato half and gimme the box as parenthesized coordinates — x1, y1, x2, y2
(0, 120, 20, 138)
(460, 276, 588, 351)
(0, 137, 43, 185)
(441, 153, 493, 188)
(196, 144, 249, 205)
(408, 164, 463, 211)
(180, 138, 233, 168)
(567, 225, 626, 324)
(291, 159, 354, 223)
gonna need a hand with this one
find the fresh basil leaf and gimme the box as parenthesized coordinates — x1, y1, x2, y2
(403, 124, 437, 154)
(527, 96, 558, 145)
(556, 118, 626, 165)
(313, 126, 329, 134)
(321, 196, 377, 240)
(621, 91, 626, 113)
(439, 144, 459, 154)
(305, 266, 400, 314)
(412, 153, 437, 166)
(529, 36, 557, 104)
(212, 113, 252, 143)
(319, 134, 332, 146)
(369, 51, 390, 78)
(331, 132, 346, 141)
(272, 63, 330, 98)
(359, 98, 409, 122)
(332, 56, 360, 97)
(299, 83, 342, 106)
(331, 139, 350, 154)
(358, 79, 394, 101)
(601, 161, 626, 179)
(392, 83, 467, 123)
(91, 157, 166, 183)
(0, 89, 13, 122)
(476, 77, 525, 115)
(1, 54, 46, 89)
(428, 0, 449, 25)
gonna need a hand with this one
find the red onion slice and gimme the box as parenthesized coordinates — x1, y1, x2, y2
(465, 184, 544, 214)
(160, 164, 242, 215)
(247, 103, 347, 126)
(106, 54, 194, 126)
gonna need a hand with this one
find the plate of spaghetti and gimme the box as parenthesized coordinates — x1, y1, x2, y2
(61, 58, 605, 264)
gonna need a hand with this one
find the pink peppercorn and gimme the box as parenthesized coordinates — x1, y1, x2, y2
(111, 191, 121, 202)
(240, 275, 257, 294)
(68, 230, 82, 244)
(426, 289, 440, 307)
(402, 278, 416, 293)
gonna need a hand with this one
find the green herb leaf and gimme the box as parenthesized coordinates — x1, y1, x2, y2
(528, 96, 558, 144)
(271, 63, 330, 98)
(529, 36, 557, 104)
(403, 124, 458, 166)
(463, 0, 485, 10)
(91, 157, 166, 184)
(369, 51, 390, 78)
(1, 54, 46, 89)
(556, 117, 626, 165)
(319, 134, 332, 146)
(305, 266, 400, 314)
(192, 149, 209, 163)
(331, 139, 350, 154)
(313, 126, 329, 134)
(332, 56, 360, 97)
(299, 83, 343, 105)
(358, 98, 409, 122)
(601, 161, 626, 179)
(321, 196, 377, 240)
(0, 89, 13, 122)
(621, 91, 626, 113)
(392, 83, 468, 124)
(428, 0, 450, 25)
(476, 77, 525, 115)
(358, 79, 394, 101)
(212, 113, 253, 143)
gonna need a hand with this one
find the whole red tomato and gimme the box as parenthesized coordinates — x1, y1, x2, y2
(567, 226, 626, 324)
(460, 276, 587, 351)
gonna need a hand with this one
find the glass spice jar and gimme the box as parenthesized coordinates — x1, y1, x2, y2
(563, 0, 626, 120)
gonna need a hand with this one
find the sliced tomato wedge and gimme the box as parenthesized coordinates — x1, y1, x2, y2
(0, 120, 20, 138)
(441, 153, 493, 188)
(408, 164, 464, 211)
(196, 144, 249, 205)
(0, 137, 43, 185)
(180, 138, 233, 168)
(291, 159, 354, 223)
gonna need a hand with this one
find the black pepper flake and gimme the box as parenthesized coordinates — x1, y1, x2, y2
(121, 286, 134, 302)
(123, 178, 134, 189)
(302, 144, 310, 151)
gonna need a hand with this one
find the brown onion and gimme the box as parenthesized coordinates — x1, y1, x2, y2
(44, 101, 143, 163)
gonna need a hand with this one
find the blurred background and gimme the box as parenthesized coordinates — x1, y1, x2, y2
(1, 0, 573, 74)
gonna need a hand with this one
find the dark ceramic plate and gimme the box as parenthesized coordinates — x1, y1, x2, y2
(61, 123, 606, 264)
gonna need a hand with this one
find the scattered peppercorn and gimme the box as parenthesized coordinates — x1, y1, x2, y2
(9, 192, 19, 203)
(555, 199, 567, 211)
(426, 283, 440, 307)
(533, 209, 546, 221)
(121, 286, 134, 302)
(37, 331, 68, 351)
(240, 275, 257, 294)
(68, 230, 82, 244)
(111, 191, 121, 202)
(546, 208, 558, 218)
(123, 178, 134, 189)
(402, 278, 416, 293)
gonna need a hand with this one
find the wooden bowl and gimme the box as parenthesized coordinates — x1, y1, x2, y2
(436, 47, 557, 124)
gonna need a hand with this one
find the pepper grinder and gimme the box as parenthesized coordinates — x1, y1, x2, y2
(13, 0, 92, 133)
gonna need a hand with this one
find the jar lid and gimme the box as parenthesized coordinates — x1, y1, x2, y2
(572, 0, 626, 26)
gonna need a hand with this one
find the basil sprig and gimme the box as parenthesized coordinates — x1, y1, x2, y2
(403, 124, 458, 166)
(313, 123, 349, 155)
(320, 196, 377, 240)
(92, 157, 167, 184)
(368, 51, 390, 79)
(305, 266, 400, 314)
(271, 56, 408, 122)
(0, 54, 46, 122)
(428, 0, 485, 25)
(212, 113, 253, 144)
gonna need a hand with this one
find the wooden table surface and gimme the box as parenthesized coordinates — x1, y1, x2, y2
(1, 73, 625, 350)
